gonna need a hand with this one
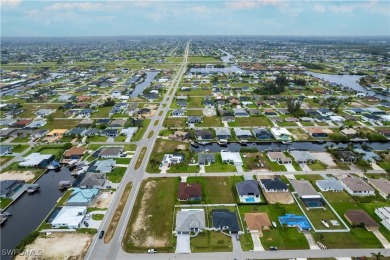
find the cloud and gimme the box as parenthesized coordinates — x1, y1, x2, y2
(1, 0, 22, 7)
(225, 0, 283, 10)
(312, 0, 389, 15)
(45, 2, 104, 11)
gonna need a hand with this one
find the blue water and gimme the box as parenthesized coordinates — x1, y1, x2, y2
(245, 197, 255, 202)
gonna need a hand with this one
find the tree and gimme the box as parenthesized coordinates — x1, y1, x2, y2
(286, 98, 303, 116)
(371, 252, 384, 260)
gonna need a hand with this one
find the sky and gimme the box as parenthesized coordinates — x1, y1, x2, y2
(1, 0, 389, 37)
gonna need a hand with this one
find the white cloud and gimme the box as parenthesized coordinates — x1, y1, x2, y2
(225, 0, 283, 10)
(1, 0, 22, 7)
(45, 2, 104, 11)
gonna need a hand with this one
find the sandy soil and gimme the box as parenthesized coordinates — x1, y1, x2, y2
(130, 180, 167, 247)
(90, 191, 115, 209)
(256, 175, 294, 204)
(311, 152, 337, 167)
(1, 171, 36, 182)
(350, 102, 365, 108)
(16, 233, 92, 260)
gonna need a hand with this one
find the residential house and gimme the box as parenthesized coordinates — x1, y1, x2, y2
(221, 116, 235, 123)
(317, 108, 333, 116)
(267, 152, 292, 164)
(259, 177, 289, 192)
(187, 116, 202, 125)
(306, 127, 328, 138)
(109, 119, 126, 128)
(78, 119, 94, 127)
(50, 206, 87, 229)
(0, 180, 25, 198)
(19, 153, 54, 167)
(234, 128, 253, 140)
(264, 109, 278, 116)
(290, 179, 324, 208)
(236, 180, 261, 203)
(97, 147, 123, 158)
(248, 109, 261, 116)
(195, 129, 213, 140)
(0, 145, 13, 156)
(211, 209, 240, 234)
(375, 207, 390, 231)
(65, 127, 86, 137)
(316, 178, 344, 192)
(168, 131, 191, 141)
(252, 128, 271, 140)
(353, 148, 381, 163)
(220, 151, 243, 165)
(270, 127, 292, 141)
(66, 188, 99, 206)
(198, 153, 216, 165)
(335, 150, 358, 163)
(289, 150, 316, 164)
(341, 128, 358, 138)
(0, 128, 17, 138)
(63, 146, 86, 160)
(368, 178, 390, 199)
(340, 176, 375, 196)
(233, 108, 249, 117)
(13, 120, 33, 128)
(215, 128, 231, 140)
(344, 210, 379, 231)
(79, 173, 106, 188)
(244, 213, 271, 235)
(35, 109, 56, 117)
(45, 129, 67, 142)
(177, 182, 202, 201)
(82, 128, 99, 136)
(172, 109, 185, 117)
(361, 114, 382, 124)
(175, 209, 205, 235)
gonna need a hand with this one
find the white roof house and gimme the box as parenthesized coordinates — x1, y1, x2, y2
(375, 207, 390, 231)
(19, 153, 53, 167)
(316, 178, 344, 192)
(270, 127, 291, 141)
(220, 151, 242, 164)
(120, 127, 138, 138)
(51, 206, 87, 229)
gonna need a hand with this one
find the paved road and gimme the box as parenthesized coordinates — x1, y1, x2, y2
(85, 42, 190, 260)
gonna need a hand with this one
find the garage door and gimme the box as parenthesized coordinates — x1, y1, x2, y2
(175, 234, 191, 254)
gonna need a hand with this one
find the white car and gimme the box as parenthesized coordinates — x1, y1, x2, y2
(147, 249, 157, 254)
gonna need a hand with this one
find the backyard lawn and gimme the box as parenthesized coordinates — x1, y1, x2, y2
(205, 154, 237, 173)
(228, 117, 271, 127)
(198, 116, 223, 127)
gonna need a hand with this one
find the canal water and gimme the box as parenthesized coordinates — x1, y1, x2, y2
(0, 167, 74, 260)
(190, 141, 389, 153)
(130, 71, 159, 97)
(307, 72, 389, 101)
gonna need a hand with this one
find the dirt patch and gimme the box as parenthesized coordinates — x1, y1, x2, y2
(130, 180, 168, 247)
(90, 191, 115, 209)
(350, 102, 365, 108)
(256, 175, 293, 204)
(311, 152, 337, 168)
(176, 144, 186, 150)
(1, 171, 36, 182)
(15, 232, 92, 260)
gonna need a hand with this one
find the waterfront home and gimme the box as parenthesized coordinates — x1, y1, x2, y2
(340, 176, 375, 196)
(236, 180, 261, 203)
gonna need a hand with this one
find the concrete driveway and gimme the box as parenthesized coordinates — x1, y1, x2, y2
(176, 234, 191, 253)
(300, 163, 311, 172)
(250, 232, 264, 251)
(284, 164, 296, 171)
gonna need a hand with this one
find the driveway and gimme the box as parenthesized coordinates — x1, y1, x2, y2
(300, 163, 311, 172)
(175, 234, 191, 253)
(235, 163, 244, 172)
(250, 232, 264, 251)
(372, 230, 390, 249)
(304, 233, 320, 250)
(284, 164, 296, 172)
(232, 235, 243, 252)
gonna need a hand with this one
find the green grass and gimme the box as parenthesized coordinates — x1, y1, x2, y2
(188, 56, 222, 63)
(315, 229, 382, 249)
(205, 154, 237, 173)
(378, 161, 390, 171)
(187, 176, 237, 204)
(92, 214, 105, 221)
(147, 130, 154, 139)
(11, 136, 30, 143)
(163, 117, 187, 128)
(198, 116, 223, 127)
(42, 119, 81, 130)
(187, 110, 203, 116)
(187, 97, 203, 108)
(115, 158, 131, 164)
(0, 197, 13, 209)
(135, 147, 147, 170)
(107, 167, 126, 183)
(92, 106, 112, 118)
(124, 144, 137, 151)
(263, 153, 286, 171)
(87, 135, 108, 142)
(114, 135, 127, 142)
(309, 161, 328, 171)
(11, 144, 29, 153)
(122, 178, 178, 253)
(190, 231, 232, 252)
(167, 164, 199, 173)
(131, 119, 151, 141)
(228, 117, 271, 127)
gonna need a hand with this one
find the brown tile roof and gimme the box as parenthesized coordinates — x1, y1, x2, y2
(64, 146, 86, 157)
(344, 209, 379, 230)
(306, 127, 325, 134)
(177, 182, 202, 200)
(244, 213, 271, 231)
(369, 178, 390, 196)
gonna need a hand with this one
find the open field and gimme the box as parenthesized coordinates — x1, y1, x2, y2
(191, 231, 233, 252)
(123, 178, 178, 252)
(228, 117, 271, 127)
(42, 119, 81, 130)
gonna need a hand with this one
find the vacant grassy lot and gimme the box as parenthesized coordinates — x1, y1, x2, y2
(42, 119, 81, 130)
(122, 178, 178, 253)
(11, 136, 30, 143)
(105, 182, 132, 243)
(131, 119, 151, 141)
(167, 164, 199, 173)
(187, 176, 237, 204)
(91, 106, 112, 118)
(191, 231, 232, 252)
(198, 116, 223, 127)
(314, 229, 382, 249)
(86, 135, 108, 142)
(188, 56, 222, 63)
(228, 117, 271, 127)
(177, 89, 212, 96)
(308, 161, 328, 171)
(115, 158, 131, 164)
(11, 145, 29, 153)
(107, 167, 126, 183)
(187, 97, 203, 108)
(187, 110, 203, 116)
(0, 156, 14, 165)
(205, 154, 237, 173)
(164, 117, 187, 128)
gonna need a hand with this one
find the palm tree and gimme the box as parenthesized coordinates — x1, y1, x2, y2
(371, 252, 384, 260)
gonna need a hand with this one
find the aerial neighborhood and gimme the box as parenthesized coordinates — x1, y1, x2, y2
(0, 36, 389, 260)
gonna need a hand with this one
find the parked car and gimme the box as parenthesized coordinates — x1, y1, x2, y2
(99, 231, 105, 239)
(147, 249, 157, 254)
(269, 246, 278, 251)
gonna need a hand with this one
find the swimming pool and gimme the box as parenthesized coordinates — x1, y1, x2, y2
(245, 197, 255, 202)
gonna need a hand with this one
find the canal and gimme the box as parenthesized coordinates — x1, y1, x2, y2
(0, 167, 74, 260)
(189, 141, 390, 153)
(130, 71, 159, 97)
